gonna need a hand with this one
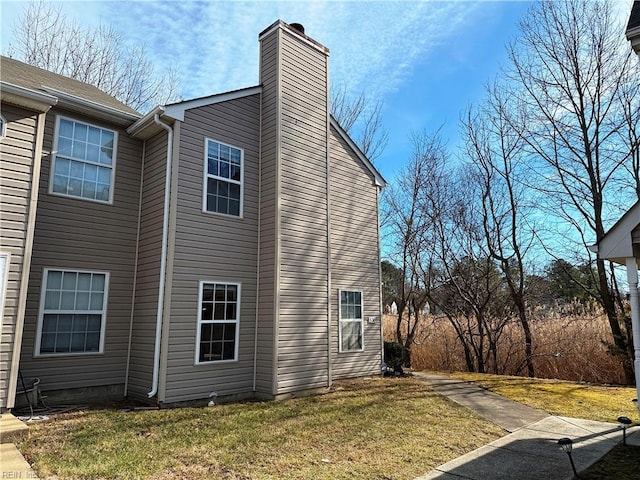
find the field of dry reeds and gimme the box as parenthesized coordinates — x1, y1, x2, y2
(384, 302, 628, 385)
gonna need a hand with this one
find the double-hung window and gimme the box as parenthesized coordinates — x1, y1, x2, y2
(204, 139, 243, 217)
(51, 117, 116, 203)
(196, 281, 240, 363)
(339, 290, 364, 352)
(36, 269, 109, 356)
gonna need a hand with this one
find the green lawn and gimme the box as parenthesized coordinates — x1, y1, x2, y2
(21, 373, 640, 479)
(20, 377, 503, 480)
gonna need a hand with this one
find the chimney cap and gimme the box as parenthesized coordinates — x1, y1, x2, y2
(290, 23, 305, 34)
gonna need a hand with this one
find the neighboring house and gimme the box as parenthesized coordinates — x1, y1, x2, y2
(0, 20, 386, 411)
(627, 0, 640, 55)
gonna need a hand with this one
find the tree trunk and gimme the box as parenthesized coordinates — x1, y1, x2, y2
(597, 258, 635, 384)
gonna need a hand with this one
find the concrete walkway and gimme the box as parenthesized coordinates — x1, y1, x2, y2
(1, 443, 39, 479)
(414, 372, 639, 480)
(1, 413, 39, 479)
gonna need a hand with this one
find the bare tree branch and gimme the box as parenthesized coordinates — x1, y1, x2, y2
(9, 0, 181, 111)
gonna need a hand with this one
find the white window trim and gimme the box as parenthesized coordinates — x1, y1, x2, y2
(338, 289, 365, 353)
(49, 115, 117, 205)
(195, 280, 241, 365)
(35, 267, 110, 357)
(0, 114, 6, 139)
(202, 137, 244, 219)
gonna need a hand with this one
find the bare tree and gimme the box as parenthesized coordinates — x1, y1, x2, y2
(9, 0, 180, 111)
(505, 0, 639, 382)
(381, 130, 446, 365)
(461, 82, 538, 377)
(330, 83, 389, 161)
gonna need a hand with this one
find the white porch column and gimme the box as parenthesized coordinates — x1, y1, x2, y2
(627, 257, 640, 418)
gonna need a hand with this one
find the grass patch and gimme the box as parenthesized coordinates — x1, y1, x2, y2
(448, 372, 639, 423)
(20, 377, 503, 480)
(578, 444, 640, 479)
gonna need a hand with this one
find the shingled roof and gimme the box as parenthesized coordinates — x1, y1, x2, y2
(0, 55, 140, 117)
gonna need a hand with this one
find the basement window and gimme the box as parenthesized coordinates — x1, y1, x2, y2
(196, 281, 240, 363)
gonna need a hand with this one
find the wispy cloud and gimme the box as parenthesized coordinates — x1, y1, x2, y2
(86, 0, 482, 103)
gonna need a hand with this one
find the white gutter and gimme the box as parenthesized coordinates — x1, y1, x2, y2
(148, 114, 173, 398)
(41, 86, 140, 122)
(0, 81, 58, 109)
(127, 105, 166, 137)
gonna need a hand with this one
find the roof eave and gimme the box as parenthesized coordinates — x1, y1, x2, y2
(163, 85, 262, 121)
(41, 86, 141, 126)
(126, 105, 175, 139)
(594, 200, 640, 263)
(0, 81, 58, 112)
(329, 116, 387, 188)
(626, 25, 640, 55)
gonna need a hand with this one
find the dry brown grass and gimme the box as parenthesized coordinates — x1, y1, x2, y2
(20, 377, 504, 480)
(385, 305, 627, 385)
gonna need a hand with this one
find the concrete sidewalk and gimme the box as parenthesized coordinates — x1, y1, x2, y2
(414, 372, 638, 480)
(1, 413, 39, 479)
(1, 443, 39, 479)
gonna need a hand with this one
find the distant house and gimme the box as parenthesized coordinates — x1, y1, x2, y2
(0, 20, 386, 411)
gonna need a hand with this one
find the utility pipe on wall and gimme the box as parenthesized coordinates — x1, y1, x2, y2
(148, 114, 173, 399)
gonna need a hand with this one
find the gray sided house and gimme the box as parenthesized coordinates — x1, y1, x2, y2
(0, 20, 386, 411)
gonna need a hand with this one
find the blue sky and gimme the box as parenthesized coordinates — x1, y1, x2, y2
(0, 0, 634, 181)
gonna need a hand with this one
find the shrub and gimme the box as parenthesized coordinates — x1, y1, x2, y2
(384, 341, 408, 370)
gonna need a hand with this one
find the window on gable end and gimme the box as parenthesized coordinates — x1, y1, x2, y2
(339, 290, 364, 352)
(204, 139, 243, 217)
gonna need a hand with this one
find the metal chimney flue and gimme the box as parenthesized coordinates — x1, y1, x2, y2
(290, 23, 305, 34)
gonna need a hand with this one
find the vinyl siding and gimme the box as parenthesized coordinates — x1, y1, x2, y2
(126, 131, 167, 400)
(0, 105, 39, 409)
(255, 29, 279, 395)
(275, 28, 329, 393)
(329, 126, 382, 378)
(162, 95, 261, 403)
(19, 108, 143, 393)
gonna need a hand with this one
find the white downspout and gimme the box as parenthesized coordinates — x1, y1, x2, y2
(148, 114, 173, 398)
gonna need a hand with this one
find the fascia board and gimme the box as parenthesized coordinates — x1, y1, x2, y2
(164, 86, 262, 121)
(126, 105, 168, 137)
(1, 81, 58, 112)
(598, 201, 640, 261)
(41, 86, 141, 125)
(329, 116, 387, 188)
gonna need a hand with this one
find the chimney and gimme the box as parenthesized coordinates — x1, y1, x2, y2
(256, 21, 331, 395)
